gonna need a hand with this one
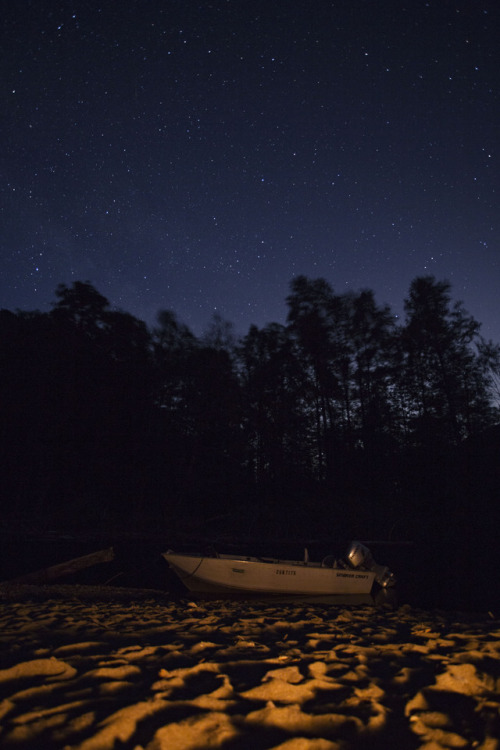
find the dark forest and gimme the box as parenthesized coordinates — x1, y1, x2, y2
(2, 276, 500, 607)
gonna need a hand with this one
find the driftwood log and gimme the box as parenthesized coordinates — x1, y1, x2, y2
(3, 547, 115, 585)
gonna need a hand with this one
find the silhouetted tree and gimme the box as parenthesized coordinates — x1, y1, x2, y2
(51, 281, 110, 337)
(201, 312, 237, 357)
(286, 277, 400, 482)
(350, 289, 400, 447)
(286, 276, 343, 479)
(181, 345, 243, 514)
(2, 274, 499, 548)
(154, 309, 197, 354)
(401, 276, 498, 445)
(0, 309, 59, 516)
(239, 323, 308, 489)
(151, 310, 245, 524)
(0, 283, 160, 525)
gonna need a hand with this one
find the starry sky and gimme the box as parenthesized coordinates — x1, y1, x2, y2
(2, 1, 499, 341)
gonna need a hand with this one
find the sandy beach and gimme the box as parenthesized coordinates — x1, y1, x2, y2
(0, 585, 499, 750)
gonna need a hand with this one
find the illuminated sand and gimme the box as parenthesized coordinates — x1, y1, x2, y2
(0, 586, 499, 749)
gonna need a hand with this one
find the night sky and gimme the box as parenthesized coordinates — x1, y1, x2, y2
(2, 1, 499, 341)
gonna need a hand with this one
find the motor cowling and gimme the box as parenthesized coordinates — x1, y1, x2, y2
(346, 541, 373, 569)
(345, 541, 395, 588)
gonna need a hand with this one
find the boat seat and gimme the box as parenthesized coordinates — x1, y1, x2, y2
(204, 546, 219, 558)
(321, 555, 336, 568)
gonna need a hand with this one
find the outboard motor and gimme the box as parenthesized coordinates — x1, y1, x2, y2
(346, 541, 395, 588)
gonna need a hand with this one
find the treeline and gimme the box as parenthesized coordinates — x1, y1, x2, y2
(1, 275, 500, 548)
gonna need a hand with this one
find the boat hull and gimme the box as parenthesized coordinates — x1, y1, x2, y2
(163, 552, 377, 595)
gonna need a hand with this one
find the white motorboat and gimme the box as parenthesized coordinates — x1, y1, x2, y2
(163, 541, 395, 595)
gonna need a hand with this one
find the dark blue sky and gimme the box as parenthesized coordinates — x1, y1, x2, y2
(2, 1, 499, 341)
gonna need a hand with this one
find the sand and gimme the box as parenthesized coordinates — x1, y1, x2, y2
(0, 585, 499, 749)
